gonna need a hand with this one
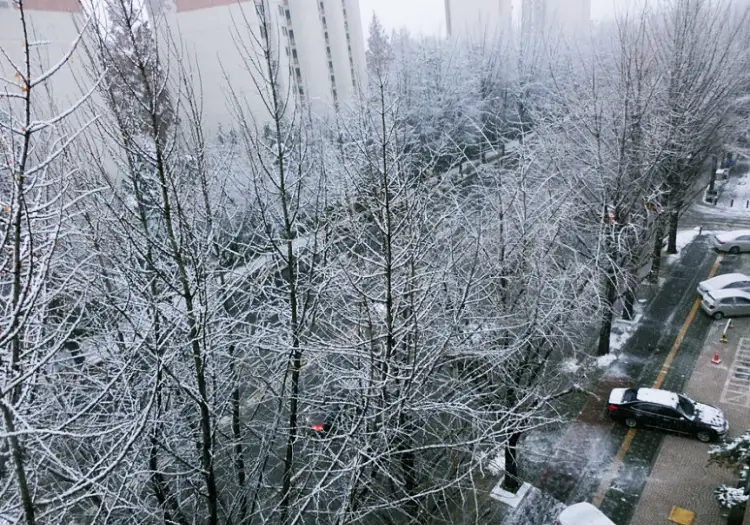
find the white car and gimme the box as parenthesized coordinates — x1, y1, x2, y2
(697, 272, 750, 298)
(555, 502, 615, 525)
(701, 289, 750, 320)
(712, 230, 750, 254)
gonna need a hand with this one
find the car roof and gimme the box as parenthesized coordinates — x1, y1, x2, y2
(557, 502, 615, 525)
(702, 273, 750, 287)
(707, 289, 750, 300)
(635, 388, 679, 408)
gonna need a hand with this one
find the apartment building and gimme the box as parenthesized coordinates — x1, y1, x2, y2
(0, 0, 367, 135)
(444, 0, 513, 42)
(521, 0, 591, 38)
(0, 0, 89, 118)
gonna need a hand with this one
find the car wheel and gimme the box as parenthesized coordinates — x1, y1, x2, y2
(730, 246, 741, 255)
(697, 431, 713, 443)
(625, 418, 637, 428)
(713, 311, 725, 320)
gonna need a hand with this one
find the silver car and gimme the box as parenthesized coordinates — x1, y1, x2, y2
(697, 272, 750, 298)
(701, 289, 750, 319)
(713, 230, 750, 254)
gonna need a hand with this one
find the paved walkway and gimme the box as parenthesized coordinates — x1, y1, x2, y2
(535, 237, 724, 517)
(629, 319, 750, 525)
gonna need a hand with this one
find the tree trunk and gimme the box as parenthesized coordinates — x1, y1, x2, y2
(709, 155, 718, 194)
(649, 219, 665, 284)
(597, 274, 617, 356)
(622, 285, 636, 321)
(666, 202, 681, 254)
(230, 345, 247, 524)
(501, 431, 522, 493)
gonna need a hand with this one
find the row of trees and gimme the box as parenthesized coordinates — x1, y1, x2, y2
(0, 0, 747, 524)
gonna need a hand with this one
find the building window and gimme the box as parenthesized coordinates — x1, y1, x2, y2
(296, 67, 302, 78)
(292, 49, 298, 59)
(328, 61, 333, 69)
(285, 9, 291, 20)
(278, 4, 284, 15)
(282, 26, 287, 35)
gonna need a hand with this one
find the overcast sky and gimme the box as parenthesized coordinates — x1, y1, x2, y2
(358, 0, 618, 38)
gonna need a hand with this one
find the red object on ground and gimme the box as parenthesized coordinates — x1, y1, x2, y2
(711, 351, 722, 365)
(311, 424, 324, 432)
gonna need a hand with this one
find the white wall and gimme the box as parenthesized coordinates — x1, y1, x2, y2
(161, 0, 295, 135)
(445, 0, 513, 42)
(286, 0, 331, 114)
(322, 0, 353, 104)
(0, 6, 92, 119)
(343, 0, 366, 91)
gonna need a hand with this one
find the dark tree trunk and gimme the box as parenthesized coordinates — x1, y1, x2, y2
(622, 285, 636, 321)
(649, 219, 665, 284)
(597, 274, 617, 356)
(501, 431, 522, 492)
(666, 202, 681, 254)
(709, 155, 718, 194)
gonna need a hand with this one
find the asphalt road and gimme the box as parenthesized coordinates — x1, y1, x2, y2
(525, 236, 742, 525)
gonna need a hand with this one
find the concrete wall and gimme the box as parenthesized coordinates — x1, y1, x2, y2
(286, 0, 330, 113)
(2, 0, 367, 137)
(159, 0, 295, 135)
(445, 0, 513, 42)
(342, 0, 366, 92)
(0, 4, 92, 120)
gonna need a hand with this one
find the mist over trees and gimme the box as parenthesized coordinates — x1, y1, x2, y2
(0, 0, 747, 523)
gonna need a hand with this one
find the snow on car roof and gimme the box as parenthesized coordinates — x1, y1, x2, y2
(636, 388, 679, 408)
(702, 273, 749, 287)
(707, 289, 750, 299)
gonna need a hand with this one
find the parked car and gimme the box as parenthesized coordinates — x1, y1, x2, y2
(607, 387, 728, 442)
(555, 502, 615, 525)
(697, 272, 750, 298)
(712, 230, 750, 254)
(700, 289, 750, 319)
(305, 405, 343, 435)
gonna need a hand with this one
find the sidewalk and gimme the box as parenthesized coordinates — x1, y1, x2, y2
(534, 238, 719, 510)
(522, 235, 748, 525)
(629, 318, 750, 525)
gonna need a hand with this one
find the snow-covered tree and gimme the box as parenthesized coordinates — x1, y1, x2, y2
(709, 430, 750, 509)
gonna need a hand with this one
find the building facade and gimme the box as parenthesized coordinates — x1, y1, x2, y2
(0, 0, 367, 135)
(444, 0, 513, 42)
(521, 0, 591, 38)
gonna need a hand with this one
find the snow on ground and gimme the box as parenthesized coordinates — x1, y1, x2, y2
(691, 202, 750, 218)
(723, 169, 750, 205)
(665, 227, 701, 265)
(487, 452, 505, 476)
(607, 311, 643, 358)
(597, 353, 619, 368)
(561, 358, 581, 373)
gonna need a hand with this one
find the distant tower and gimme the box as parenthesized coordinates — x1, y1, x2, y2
(445, 0, 513, 41)
(522, 0, 590, 37)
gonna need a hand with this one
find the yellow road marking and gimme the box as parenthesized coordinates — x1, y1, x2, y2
(592, 254, 724, 508)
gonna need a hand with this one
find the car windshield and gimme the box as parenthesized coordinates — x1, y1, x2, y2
(678, 396, 695, 418)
